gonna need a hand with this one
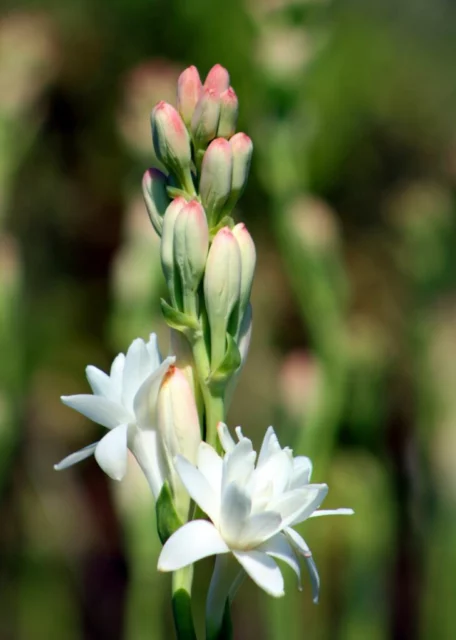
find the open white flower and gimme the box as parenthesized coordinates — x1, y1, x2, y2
(158, 423, 353, 600)
(54, 334, 175, 498)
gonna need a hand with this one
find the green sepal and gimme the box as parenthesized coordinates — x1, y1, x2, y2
(156, 481, 183, 545)
(166, 186, 190, 200)
(207, 333, 241, 387)
(161, 298, 200, 333)
(210, 215, 235, 240)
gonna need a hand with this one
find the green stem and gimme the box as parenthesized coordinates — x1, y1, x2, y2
(172, 566, 197, 640)
(206, 555, 241, 640)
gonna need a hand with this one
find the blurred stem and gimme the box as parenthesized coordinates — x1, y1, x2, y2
(206, 555, 240, 640)
(172, 566, 197, 640)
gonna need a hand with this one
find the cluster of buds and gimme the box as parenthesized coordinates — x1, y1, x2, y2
(143, 65, 255, 397)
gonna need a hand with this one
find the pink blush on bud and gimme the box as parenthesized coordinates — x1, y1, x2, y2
(204, 64, 230, 93)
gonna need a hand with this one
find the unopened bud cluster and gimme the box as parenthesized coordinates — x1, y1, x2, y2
(143, 64, 255, 392)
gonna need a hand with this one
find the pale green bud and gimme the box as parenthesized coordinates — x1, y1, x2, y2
(225, 303, 252, 408)
(204, 227, 241, 369)
(151, 101, 195, 193)
(157, 365, 201, 519)
(200, 138, 233, 227)
(177, 65, 202, 127)
(160, 197, 187, 308)
(217, 87, 239, 139)
(142, 168, 170, 236)
(191, 87, 221, 148)
(232, 223, 256, 327)
(224, 132, 253, 212)
(173, 200, 209, 312)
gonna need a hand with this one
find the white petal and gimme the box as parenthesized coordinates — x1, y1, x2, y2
(122, 338, 152, 411)
(267, 488, 321, 527)
(54, 442, 98, 470)
(198, 443, 223, 490)
(309, 508, 354, 518)
(233, 550, 284, 597)
(217, 422, 236, 453)
(110, 353, 125, 396)
(133, 356, 175, 428)
(158, 520, 229, 571)
(61, 394, 131, 428)
(253, 450, 293, 499)
(146, 333, 162, 370)
(94, 424, 128, 480)
(85, 366, 115, 399)
(222, 437, 256, 492)
(175, 455, 220, 525)
(284, 528, 320, 602)
(289, 456, 313, 488)
(257, 426, 282, 467)
(220, 482, 251, 545)
(128, 425, 167, 499)
(259, 533, 301, 589)
(238, 511, 282, 548)
(288, 484, 329, 526)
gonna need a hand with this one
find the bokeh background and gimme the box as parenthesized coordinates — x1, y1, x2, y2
(2, 0, 456, 638)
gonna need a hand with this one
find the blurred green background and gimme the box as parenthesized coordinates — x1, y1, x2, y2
(1, 0, 456, 638)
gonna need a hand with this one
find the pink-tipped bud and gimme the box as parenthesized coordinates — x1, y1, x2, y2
(204, 227, 241, 368)
(225, 132, 253, 212)
(174, 200, 209, 300)
(232, 223, 256, 324)
(160, 197, 187, 308)
(191, 87, 221, 147)
(217, 87, 239, 139)
(151, 101, 193, 187)
(177, 65, 202, 127)
(142, 168, 170, 236)
(204, 64, 230, 93)
(199, 138, 233, 226)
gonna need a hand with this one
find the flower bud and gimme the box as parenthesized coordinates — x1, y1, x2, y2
(225, 303, 252, 408)
(170, 329, 202, 413)
(142, 168, 170, 236)
(217, 87, 238, 139)
(151, 101, 194, 191)
(199, 138, 233, 226)
(173, 200, 209, 309)
(157, 365, 201, 518)
(225, 132, 253, 212)
(177, 65, 202, 127)
(204, 64, 230, 92)
(204, 227, 241, 368)
(191, 87, 221, 148)
(232, 223, 256, 326)
(160, 198, 187, 308)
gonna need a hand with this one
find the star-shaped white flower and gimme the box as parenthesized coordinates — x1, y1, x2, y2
(55, 334, 175, 497)
(158, 423, 353, 600)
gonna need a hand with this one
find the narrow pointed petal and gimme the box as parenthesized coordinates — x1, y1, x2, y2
(133, 356, 175, 428)
(284, 528, 320, 601)
(122, 339, 151, 411)
(257, 426, 281, 467)
(217, 422, 236, 453)
(259, 533, 302, 589)
(175, 455, 220, 524)
(284, 527, 312, 558)
(54, 442, 98, 470)
(220, 482, 251, 545)
(128, 425, 167, 498)
(61, 394, 131, 428)
(146, 333, 162, 370)
(267, 487, 323, 527)
(238, 511, 282, 548)
(233, 550, 285, 597)
(85, 366, 115, 399)
(309, 508, 354, 518)
(110, 353, 125, 396)
(158, 520, 229, 571)
(94, 424, 128, 480)
(304, 553, 320, 603)
(198, 442, 223, 490)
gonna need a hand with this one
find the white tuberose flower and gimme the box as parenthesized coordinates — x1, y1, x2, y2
(54, 334, 175, 498)
(158, 423, 353, 600)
